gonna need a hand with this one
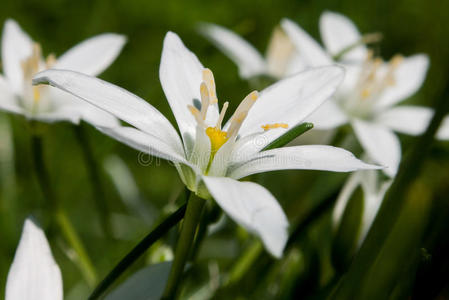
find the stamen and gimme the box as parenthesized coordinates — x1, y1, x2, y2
(202, 68, 218, 104)
(199, 82, 210, 120)
(227, 91, 258, 137)
(261, 123, 289, 131)
(46, 53, 57, 68)
(216, 101, 229, 129)
(188, 105, 206, 127)
(33, 87, 41, 103)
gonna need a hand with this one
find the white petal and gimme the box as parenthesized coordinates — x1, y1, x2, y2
(198, 23, 267, 78)
(1, 19, 34, 94)
(189, 126, 211, 173)
(376, 105, 433, 136)
(332, 171, 363, 227)
(228, 145, 380, 179)
(0, 75, 23, 114)
(359, 175, 391, 246)
(305, 98, 348, 129)
(375, 54, 429, 109)
(236, 66, 344, 142)
(436, 115, 449, 140)
(280, 18, 333, 67)
(159, 32, 219, 144)
(32, 69, 183, 154)
(352, 119, 401, 177)
(208, 138, 235, 177)
(54, 33, 126, 76)
(319, 11, 367, 62)
(98, 126, 190, 165)
(6, 219, 63, 300)
(202, 176, 288, 258)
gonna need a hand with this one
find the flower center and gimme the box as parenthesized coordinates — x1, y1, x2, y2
(356, 50, 403, 101)
(343, 50, 404, 118)
(20, 43, 56, 111)
(188, 68, 290, 155)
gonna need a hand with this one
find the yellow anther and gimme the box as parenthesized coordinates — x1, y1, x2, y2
(199, 82, 210, 120)
(188, 105, 205, 127)
(33, 87, 41, 103)
(250, 91, 258, 101)
(390, 54, 404, 67)
(261, 123, 289, 131)
(46, 53, 57, 68)
(361, 88, 371, 99)
(206, 127, 228, 154)
(202, 68, 218, 103)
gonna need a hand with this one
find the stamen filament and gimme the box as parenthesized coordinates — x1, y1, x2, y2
(199, 82, 210, 120)
(216, 101, 229, 129)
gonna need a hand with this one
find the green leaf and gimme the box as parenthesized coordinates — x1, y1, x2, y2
(105, 262, 172, 300)
(262, 122, 313, 151)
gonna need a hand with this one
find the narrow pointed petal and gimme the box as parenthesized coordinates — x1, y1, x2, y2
(32, 69, 183, 154)
(436, 115, 449, 140)
(236, 66, 344, 142)
(98, 126, 190, 165)
(319, 11, 367, 62)
(198, 23, 267, 78)
(305, 98, 348, 129)
(160, 32, 219, 142)
(0, 75, 23, 114)
(359, 176, 391, 246)
(332, 171, 363, 227)
(280, 18, 333, 67)
(375, 54, 429, 109)
(6, 219, 63, 300)
(54, 33, 127, 76)
(202, 176, 288, 258)
(352, 119, 401, 177)
(1, 19, 34, 94)
(228, 145, 380, 179)
(376, 105, 433, 136)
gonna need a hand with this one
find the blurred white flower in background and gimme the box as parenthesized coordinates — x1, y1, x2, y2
(0, 19, 125, 127)
(281, 11, 449, 177)
(198, 23, 304, 79)
(33, 32, 380, 257)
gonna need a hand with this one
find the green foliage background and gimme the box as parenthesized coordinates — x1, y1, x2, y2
(0, 0, 448, 298)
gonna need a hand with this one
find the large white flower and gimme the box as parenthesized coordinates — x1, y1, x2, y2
(199, 23, 304, 79)
(33, 32, 379, 257)
(281, 11, 449, 177)
(5, 218, 63, 300)
(0, 19, 126, 127)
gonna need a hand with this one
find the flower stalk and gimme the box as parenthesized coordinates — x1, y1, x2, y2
(162, 193, 205, 299)
(74, 124, 112, 238)
(30, 132, 97, 287)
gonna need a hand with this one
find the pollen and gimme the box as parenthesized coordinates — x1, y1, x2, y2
(206, 127, 228, 154)
(33, 87, 41, 103)
(261, 123, 289, 131)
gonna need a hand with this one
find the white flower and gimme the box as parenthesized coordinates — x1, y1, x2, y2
(199, 23, 304, 79)
(33, 32, 379, 257)
(5, 218, 63, 300)
(281, 11, 449, 177)
(0, 19, 126, 127)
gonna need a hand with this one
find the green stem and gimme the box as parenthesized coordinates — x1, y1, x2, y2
(162, 193, 205, 299)
(74, 125, 112, 238)
(88, 202, 188, 300)
(31, 133, 97, 287)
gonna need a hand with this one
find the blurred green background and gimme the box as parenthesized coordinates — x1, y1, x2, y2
(1, 0, 448, 299)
